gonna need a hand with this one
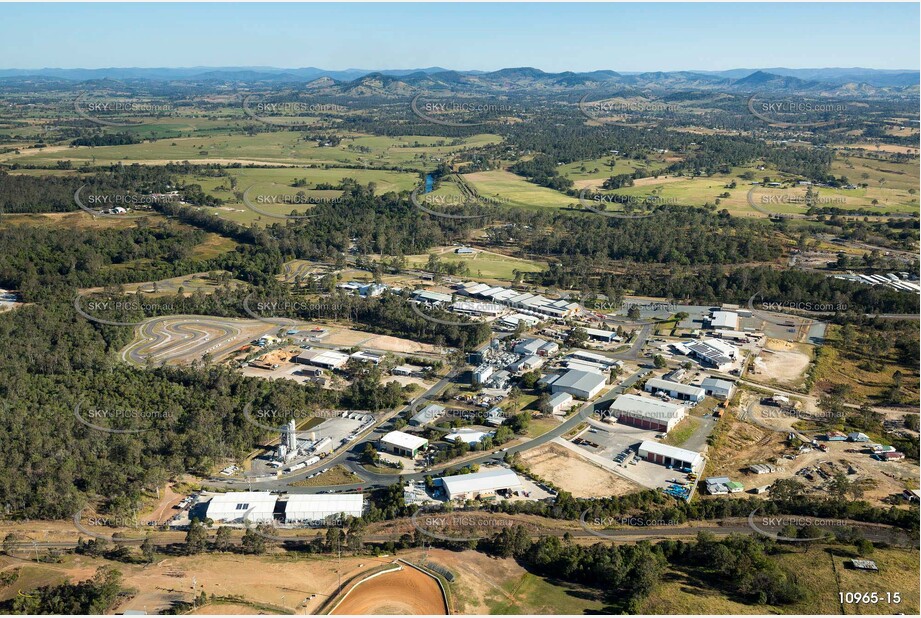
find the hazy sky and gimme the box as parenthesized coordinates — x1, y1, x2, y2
(1, 2, 918, 71)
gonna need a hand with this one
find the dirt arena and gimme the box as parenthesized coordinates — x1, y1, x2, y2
(331, 563, 447, 615)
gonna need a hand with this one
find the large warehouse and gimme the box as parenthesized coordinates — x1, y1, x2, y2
(205, 491, 277, 524)
(644, 378, 706, 403)
(608, 394, 687, 433)
(549, 369, 607, 400)
(281, 494, 364, 523)
(638, 441, 704, 471)
(439, 468, 523, 501)
(379, 430, 429, 458)
(686, 339, 738, 371)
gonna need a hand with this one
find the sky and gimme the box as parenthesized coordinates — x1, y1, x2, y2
(0, 2, 918, 72)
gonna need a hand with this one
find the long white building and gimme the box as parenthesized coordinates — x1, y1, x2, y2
(205, 492, 277, 524)
(439, 468, 523, 501)
(281, 494, 364, 523)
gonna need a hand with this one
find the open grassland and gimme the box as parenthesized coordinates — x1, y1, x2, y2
(403, 246, 545, 281)
(462, 169, 578, 209)
(2, 131, 499, 170)
(831, 154, 921, 192)
(638, 546, 919, 615)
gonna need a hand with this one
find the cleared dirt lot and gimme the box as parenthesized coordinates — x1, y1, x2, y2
(750, 338, 812, 388)
(519, 442, 642, 497)
(331, 562, 447, 615)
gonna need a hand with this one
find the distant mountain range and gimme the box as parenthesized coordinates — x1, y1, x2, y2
(0, 65, 917, 95)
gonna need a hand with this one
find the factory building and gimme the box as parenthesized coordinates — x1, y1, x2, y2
(410, 403, 446, 427)
(644, 378, 706, 403)
(701, 377, 736, 400)
(439, 468, 523, 501)
(608, 394, 687, 433)
(294, 349, 350, 370)
(205, 492, 277, 524)
(709, 311, 740, 331)
(548, 369, 607, 400)
(545, 391, 575, 415)
(380, 431, 429, 458)
(583, 327, 620, 343)
(686, 339, 738, 371)
(281, 494, 364, 523)
(637, 441, 704, 471)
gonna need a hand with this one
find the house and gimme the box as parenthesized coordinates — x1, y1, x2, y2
(550, 369, 607, 400)
(847, 432, 870, 442)
(701, 377, 736, 400)
(644, 378, 706, 403)
(824, 430, 847, 441)
(608, 394, 687, 433)
(379, 431, 429, 458)
(637, 441, 703, 471)
(439, 468, 523, 501)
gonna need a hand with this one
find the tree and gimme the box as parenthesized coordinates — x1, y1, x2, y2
(140, 535, 155, 563)
(241, 527, 266, 555)
(627, 305, 641, 320)
(653, 354, 667, 368)
(214, 526, 232, 552)
(566, 327, 588, 348)
(361, 443, 379, 465)
(184, 518, 208, 555)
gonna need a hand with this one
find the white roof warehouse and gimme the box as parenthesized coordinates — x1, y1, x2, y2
(638, 440, 704, 471)
(205, 491, 277, 524)
(439, 468, 523, 501)
(281, 494, 364, 523)
(549, 369, 607, 400)
(380, 430, 429, 457)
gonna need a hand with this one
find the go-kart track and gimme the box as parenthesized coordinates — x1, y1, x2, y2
(120, 316, 277, 366)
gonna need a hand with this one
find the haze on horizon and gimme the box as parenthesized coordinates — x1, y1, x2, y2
(0, 2, 918, 72)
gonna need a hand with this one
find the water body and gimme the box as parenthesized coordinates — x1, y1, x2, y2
(424, 174, 433, 193)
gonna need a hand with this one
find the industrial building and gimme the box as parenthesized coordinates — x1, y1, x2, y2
(451, 301, 505, 317)
(566, 349, 618, 367)
(546, 391, 575, 415)
(392, 364, 424, 376)
(701, 377, 736, 400)
(410, 403, 446, 427)
(439, 468, 523, 501)
(583, 327, 620, 343)
(709, 310, 740, 331)
(294, 349, 350, 370)
(472, 364, 495, 385)
(508, 354, 544, 373)
(686, 338, 738, 371)
(444, 430, 493, 445)
(637, 441, 703, 471)
(705, 477, 744, 494)
(609, 394, 687, 433)
(350, 350, 385, 365)
(548, 369, 607, 400)
(281, 494, 364, 523)
(380, 431, 429, 458)
(644, 378, 705, 403)
(205, 492, 277, 524)
(412, 290, 453, 305)
(513, 337, 557, 356)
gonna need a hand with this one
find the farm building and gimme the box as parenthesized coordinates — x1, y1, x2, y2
(205, 491, 277, 524)
(637, 441, 703, 471)
(608, 394, 687, 433)
(701, 377, 736, 400)
(281, 494, 364, 523)
(546, 391, 575, 415)
(550, 369, 607, 400)
(410, 403, 446, 427)
(439, 468, 523, 501)
(848, 432, 870, 442)
(380, 431, 429, 458)
(644, 378, 705, 403)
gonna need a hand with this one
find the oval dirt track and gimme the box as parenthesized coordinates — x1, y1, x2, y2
(332, 564, 448, 615)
